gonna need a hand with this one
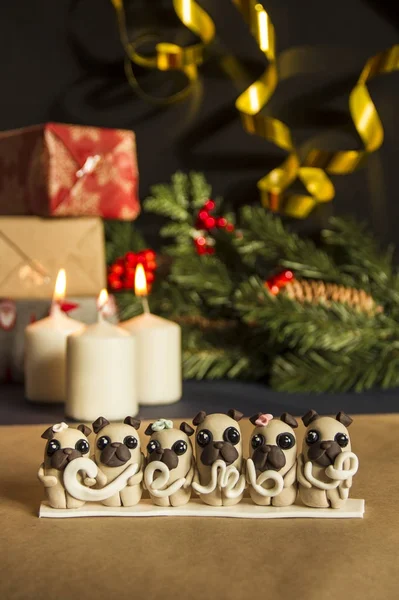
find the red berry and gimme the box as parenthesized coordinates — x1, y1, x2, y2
(198, 210, 208, 221)
(196, 236, 206, 246)
(205, 199, 215, 211)
(125, 252, 137, 266)
(111, 264, 124, 276)
(226, 223, 235, 232)
(205, 217, 216, 229)
(145, 260, 157, 271)
(270, 285, 279, 295)
(146, 271, 155, 283)
(217, 217, 227, 228)
(143, 249, 156, 261)
(284, 270, 294, 280)
(196, 245, 207, 255)
(206, 247, 215, 255)
(109, 280, 123, 290)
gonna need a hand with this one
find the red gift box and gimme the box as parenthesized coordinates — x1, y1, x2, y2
(0, 123, 140, 220)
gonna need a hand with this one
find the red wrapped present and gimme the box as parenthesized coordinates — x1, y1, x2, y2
(0, 123, 140, 220)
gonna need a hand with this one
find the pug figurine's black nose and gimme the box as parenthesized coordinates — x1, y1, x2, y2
(155, 448, 163, 456)
(111, 442, 122, 448)
(63, 448, 73, 455)
(260, 445, 272, 454)
(320, 441, 333, 450)
(214, 442, 224, 450)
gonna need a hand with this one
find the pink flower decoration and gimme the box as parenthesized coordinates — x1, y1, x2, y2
(255, 413, 273, 427)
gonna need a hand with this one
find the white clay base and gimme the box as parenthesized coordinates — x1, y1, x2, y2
(39, 498, 365, 519)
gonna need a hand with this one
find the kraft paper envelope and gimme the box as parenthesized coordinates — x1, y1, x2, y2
(0, 217, 106, 298)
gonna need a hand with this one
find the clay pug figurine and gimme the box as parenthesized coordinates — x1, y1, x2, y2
(246, 412, 298, 506)
(144, 419, 195, 507)
(38, 422, 92, 509)
(192, 409, 246, 506)
(88, 416, 144, 507)
(297, 410, 359, 509)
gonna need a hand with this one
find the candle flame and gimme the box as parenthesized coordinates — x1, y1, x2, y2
(135, 264, 148, 297)
(53, 269, 66, 302)
(97, 288, 109, 311)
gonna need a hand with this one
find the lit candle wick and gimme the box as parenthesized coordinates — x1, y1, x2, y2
(51, 269, 66, 316)
(97, 289, 109, 323)
(134, 263, 150, 315)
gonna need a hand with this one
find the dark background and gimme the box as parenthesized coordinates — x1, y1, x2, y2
(1, 0, 399, 247)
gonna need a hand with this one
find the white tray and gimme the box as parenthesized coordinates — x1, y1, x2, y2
(39, 497, 365, 519)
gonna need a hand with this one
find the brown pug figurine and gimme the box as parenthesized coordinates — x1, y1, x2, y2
(297, 410, 359, 509)
(38, 422, 92, 509)
(144, 419, 195, 507)
(90, 416, 144, 507)
(192, 409, 246, 506)
(246, 413, 298, 506)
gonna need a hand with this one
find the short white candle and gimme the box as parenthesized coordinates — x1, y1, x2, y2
(25, 269, 84, 403)
(120, 264, 182, 405)
(66, 289, 138, 421)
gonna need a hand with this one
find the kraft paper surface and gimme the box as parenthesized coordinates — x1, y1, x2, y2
(0, 415, 397, 600)
(0, 217, 106, 298)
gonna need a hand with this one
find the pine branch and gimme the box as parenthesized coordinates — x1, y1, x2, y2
(104, 221, 146, 264)
(183, 347, 266, 380)
(236, 207, 352, 283)
(189, 171, 212, 209)
(271, 342, 399, 393)
(170, 254, 233, 307)
(144, 183, 189, 221)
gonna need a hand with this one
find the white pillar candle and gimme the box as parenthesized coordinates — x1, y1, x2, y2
(66, 290, 138, 421)
(120, 264, 182, 405)
(25, 270, 84, 403)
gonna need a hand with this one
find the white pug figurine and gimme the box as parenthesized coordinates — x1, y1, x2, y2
(192, 409, 246, 506)
(38, 422, 93, 509)
(297, 410, 359, 509)
(246, 412, 298, 506)
(144, 419, 195, 507)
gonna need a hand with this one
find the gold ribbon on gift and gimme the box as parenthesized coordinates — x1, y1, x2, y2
(111, 0, 215, 103)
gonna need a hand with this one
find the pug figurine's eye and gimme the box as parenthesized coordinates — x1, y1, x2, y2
(224, 427, 240, 445)
(173, 440, 188, 455)
(47, 439, 61, 456)
(124, 436, 138, 449)
(251, 434, 264, 449)
(147, 440, 161, 454)
(306, 430, 319, 445)
(97, 436, 111, 450)
(197, 429, 212, 447)
(75, 439, 90, 454)
(335, 432, 349, 447)
(277, 433, 295, 450)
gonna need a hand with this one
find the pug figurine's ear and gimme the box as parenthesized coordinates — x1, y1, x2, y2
(180, 422, 194, 436)
(41, 426, 54, 440)
(145, 423, 154, 436)
(227, 409, 244, 422)
(280, 413, 298, 428)
(336, 411, 353, 427)
(124, 416, 141, 430)
(249, 413, 263, 426)
(77, 424, 92, 437)
(302, 409, 319, 427)
(92, 416, 110, 434)
(193, 411, 207, 426)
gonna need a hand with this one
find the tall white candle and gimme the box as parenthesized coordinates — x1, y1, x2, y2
(66, 289, 138, 421)
(120, 264, 182, 405)
(25, 269, 84, 403)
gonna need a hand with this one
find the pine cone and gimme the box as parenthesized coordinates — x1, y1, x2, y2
(283, 280, 382, 314)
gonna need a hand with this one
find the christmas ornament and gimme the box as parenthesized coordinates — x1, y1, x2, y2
(194, 199, 235, 255)
(108, 249, 157, 292)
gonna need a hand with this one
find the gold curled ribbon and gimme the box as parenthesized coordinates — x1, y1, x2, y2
(232, 0, 399, 217)
(111, 0, 215, 103)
